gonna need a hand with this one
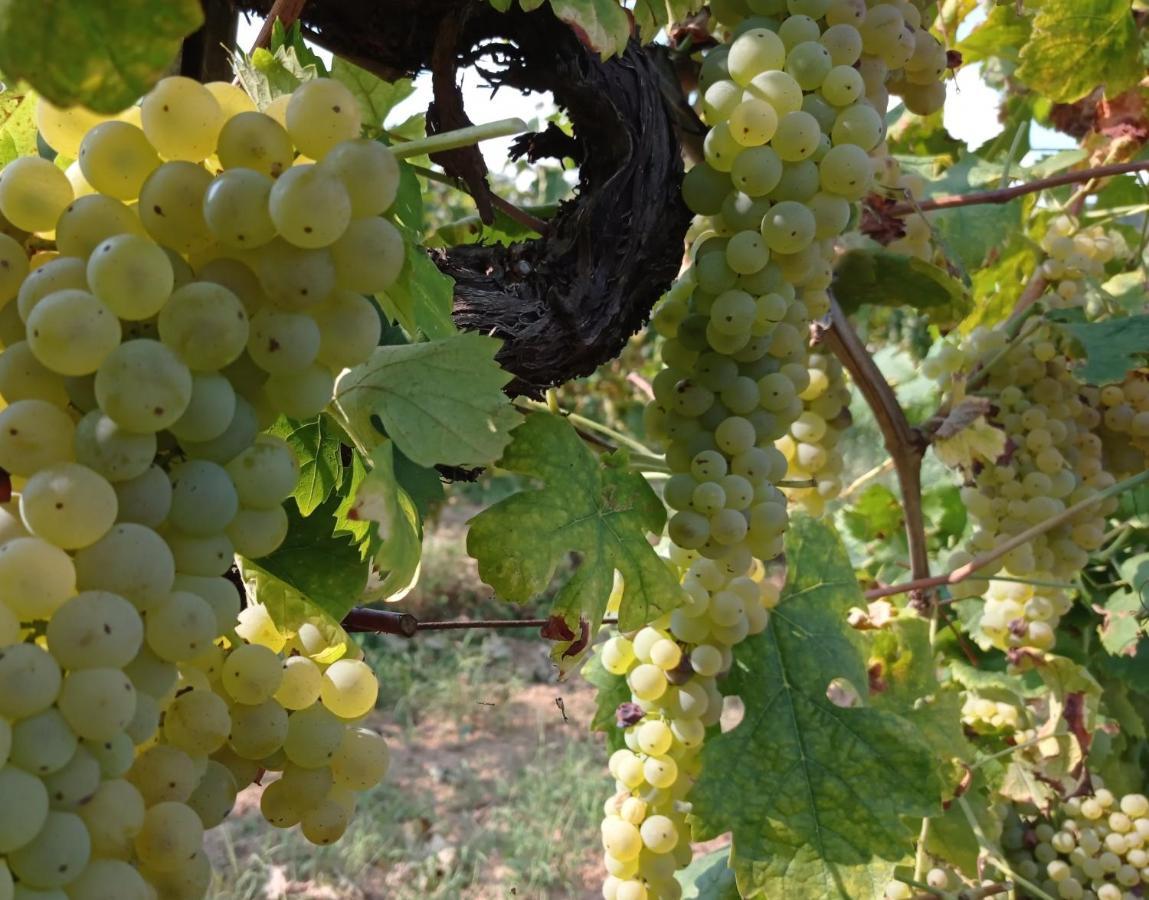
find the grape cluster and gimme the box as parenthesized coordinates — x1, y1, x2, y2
(960, 691, 1025, 735)
(884, 865, 965, 899)
(776, 348, 851, 516)
(932, 326, 1117, 651)
(0, 74, 394, 899)
(1005, 788, 1149, 900)
(1089, 372, 1149, 478)
(603, 1, 949, 893)
(1038, 216, 1126, 313)
(703, 0, 950, 118)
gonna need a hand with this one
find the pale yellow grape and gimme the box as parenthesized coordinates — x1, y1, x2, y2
(7, 810, 89, 888)
(133, 801, 203, 873)
(77, 778, 145, 858)
(319, 138, 399, 217)
(820, 22, 863, 64)
(286, 78, 363, 159)
(67, 858, 151, 900)
(74, 523, 175, 611)
(74, 409, 156, 482)
(145, 590, 217, 661)
(0, 157, 73, 233)
(275, 655, 324, 710)
(226, 505, 288, 558)
(78, 121, 160, 200)
(203, 168, 279, 250)
(602, 817, 643, 861)
(169, 372, 236, 443)
(643, 755, 678, 789)
(86, 233, 174, 320)
(301, 796, 351, 845)
(727, 29, 787, 85)
(95, 337, 193, 432)
(224, 435, 298, 509)
(822, 65, 865, 106)
(222, 643, 283, 705)
(649, 638, 682, 671)
(320, 657, 378, 718)
(168, 458, 238, 535)
(746, 70, 803, 116)
(269, 164, 352, 248)
(636, 719, 673, 755)
(20, 462, 117, 549)
(819, 143, 872, 200)
(235, 602, 285, 649)
(123, 643, 178, 701)
(628, 663, 668, 701)
(8, 709, 72, 775)
(157, 281, 249, 372)
(206, 80, 256, 118)
(127, 744, 199, 805)
(143, 851, 213, 899)
(311, 292, 380, 369)
(16, 255, 87, 322)
(255, 239, 336, 309)
(0, 399, 74, 476)
(0, 536, 75, 621)
(46, 590, 142, 669)
(284, 704, 345, 767)
(216, 111, 294, 176)
(186, 759, 238, 829)
(36, 100, 110, 157)
(330, 215, 404, 292)
(279, 762, 335, 809)
(55, 194, 144, 259)
(228, 698, 288, 759)
(41, 743, 101, 809)
(264, 363, 335, 419)
(600, 635, 635, 675)
(0, 233, 27, 306)
(259, 777, 303, 828)
(138, 161, 213, 253)
(83, 731, 134, 778)
(772, 110, 821, 161)
(639, 815, 679, 853)
(26, 289, 121, 376)
(264, 94, 291, 126)
(113, 464, 172, 527)
(57, 667, 135, 740)
(247, 309, 321, 374)
(141, 76, 223, 161)
(331, 727, 390, 791)
(671, 716, 705, 747)
(0, 765, 50, 854)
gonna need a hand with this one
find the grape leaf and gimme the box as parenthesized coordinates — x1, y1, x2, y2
(0, 89, 38, 166)
(340, 442, 423, 605)
(330, 58, 414, 130)
(243, 494, 369, 622)
(957, 3, 1030, 67)
(1016, 0, 1142, 103)
(841, 484, 904, 544)
(923, 775, 1002, 877)
(232, 45, 318, 109)
(678, 848, 740, 900)
(1049, 311, 1149, 383)
(1100, 587, 1145, 657)
(958, 234, 1041, 333)
(833, 250, 968, 325)
(690, 516, 942, 900)
(582, 648, 630, 753)
(334, 332, 520, 468)
(377, 244, 456, 339)
(268, 414, 344, 517)
(0, 0, 202, 113)
(548, 0, 632, 57)
(467, 413, 684, 632)
(237, 561, 352, 665)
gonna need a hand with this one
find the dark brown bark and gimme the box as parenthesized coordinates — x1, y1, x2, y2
(234, 0, 692, 396)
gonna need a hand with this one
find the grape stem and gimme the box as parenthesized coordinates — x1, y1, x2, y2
(883, 159, 1149, 217)
(956, 796, 1056, 900)
(341, 607, 619, 635)
(866, 468, 1149, 601)
(822, 298, 932, 599)
(249, 0, 308, 51)
(390, 118, 530, 160)
(404, 162, 552, 235)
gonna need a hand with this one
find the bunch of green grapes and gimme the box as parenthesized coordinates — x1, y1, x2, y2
(1085, 372, 1149, 478)
(603, 0, 940, 891)
(776, 348, 851, 516)
(930, 325, 1117, 651)
(702, 0, 950, 118)
(1004, 787, 1149, 900)
(884, 864, 970, 899)
(960, 691, 1026, 735)
(0, 74, 395, 900)
(1038, 215, 1127, 313)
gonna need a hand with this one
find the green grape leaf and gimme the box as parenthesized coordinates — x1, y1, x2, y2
(243, 493, 370, 623)
(548, 0, 632, 57)
(330, 58, 414, 131)
(582, 648, 630, 753)
(1100, 587, 1146, 657)
(376, 244, 456, 339)
(690, 516, 942, 900)
(268, 414, 344, 517)
(631, 0, 694, 42)
(841, 484, 904, 544)
(833, 250, 969, 325)
(0, 0, 203, 113)
(333, 332, 520, 468)
(467, 413, 684, 632)
(237, 561, 352, 665)
(392, 447, 445, 520)
(958, 234, 1041, 333)
(388, 163, 426, 236)
(339, 442, 423, 605)
(957, 3, 1031, 67)
(923, 775, 1002, 877)
(1016, 0, 1142, 103)
(0, 88, 38, 166)
(678, 848, 741, 900)
(232, 45, 318, 109)
(1049, 311, 1149, 384)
